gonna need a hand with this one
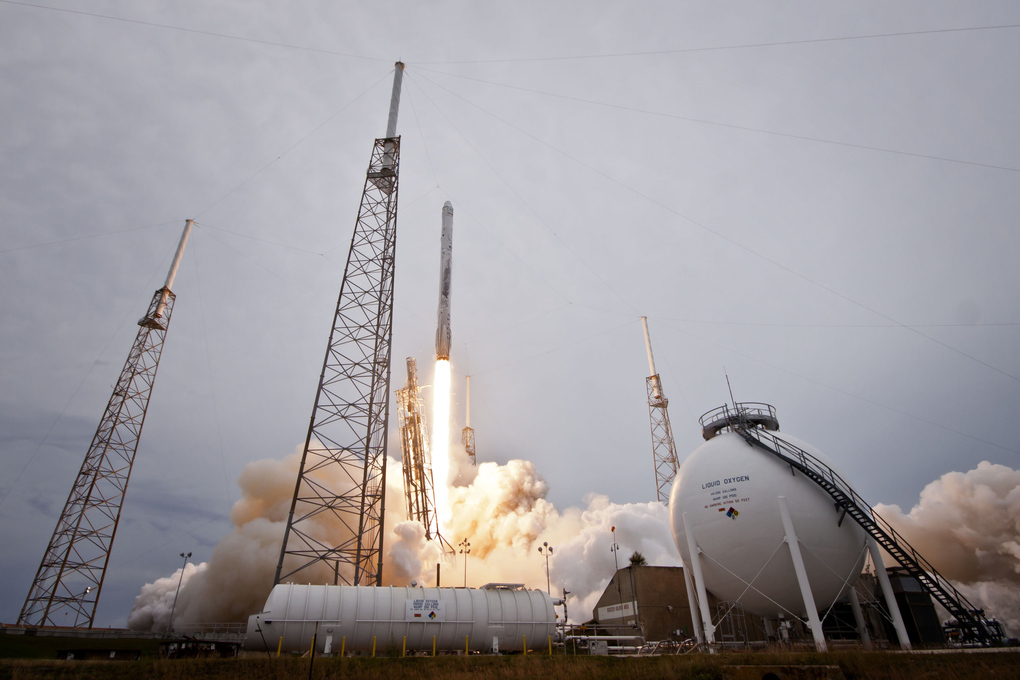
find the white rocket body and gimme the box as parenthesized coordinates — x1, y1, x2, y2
(436, 201, 453, 360)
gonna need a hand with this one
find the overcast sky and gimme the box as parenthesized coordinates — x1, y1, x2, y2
(2, 0, 1018, 627)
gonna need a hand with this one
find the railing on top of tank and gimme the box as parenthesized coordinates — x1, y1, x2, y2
(698, 403, 777, 431)
(740, 427, 982, 623)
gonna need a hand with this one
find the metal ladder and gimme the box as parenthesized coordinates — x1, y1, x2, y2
(734, 425, 1001, 645)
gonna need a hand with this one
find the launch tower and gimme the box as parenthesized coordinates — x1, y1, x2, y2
(642, 317, 679, 504)
(19, 220, 193, 628)
(461, 376, 476, 466)
(396, 358, 449, 547)
(274, 63, 404, 587)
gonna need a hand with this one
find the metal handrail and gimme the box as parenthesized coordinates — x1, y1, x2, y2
(699, 403, 777, 430)
(737, 426, 995, 642)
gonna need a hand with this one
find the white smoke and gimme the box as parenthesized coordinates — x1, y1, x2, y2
(435, 442, 681, 619)
(128, 449, 408, 630)
(128, 441, 681, 629)
(875, 461, 1020, 635)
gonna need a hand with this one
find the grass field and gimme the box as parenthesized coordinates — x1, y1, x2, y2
(1, 651, 1019, 680)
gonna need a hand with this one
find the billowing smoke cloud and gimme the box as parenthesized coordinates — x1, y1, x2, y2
(430, 446, 682, 619)
(874, 461, 1020, 634)
(129, 442, 681, 629)
(128, 450, 408, 631)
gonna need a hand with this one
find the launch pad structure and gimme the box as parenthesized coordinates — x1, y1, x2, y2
(274, 63, 404, 588)
(462, 376, 476, 466)
(19, 220, 194, 628)
(396, 358, 450, 549)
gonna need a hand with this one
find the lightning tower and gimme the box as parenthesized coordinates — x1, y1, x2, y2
(396, 358, 449, 548)
(642, 317, 679, 504)
(19, 219, 194, 628)
(274, 63, 404, 587)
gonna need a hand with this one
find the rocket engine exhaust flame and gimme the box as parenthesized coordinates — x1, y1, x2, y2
(431, 359, 452, 534)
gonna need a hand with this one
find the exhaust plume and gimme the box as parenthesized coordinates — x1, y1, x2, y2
(129, 438, 682, 628)
(128, 450, 409, 631)
(875, 460, 1020, 634)
(431, 359, 452, 530)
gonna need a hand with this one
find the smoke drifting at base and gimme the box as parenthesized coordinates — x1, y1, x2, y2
(128, 440, 1020, 636)
(128, 437, 681, 630)
(128, 451, 409, 631)
(875, 461, 1020, 634)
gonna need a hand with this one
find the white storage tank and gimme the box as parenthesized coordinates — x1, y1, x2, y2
(245, 583, 555, 655)
(669, 404, 868, 619)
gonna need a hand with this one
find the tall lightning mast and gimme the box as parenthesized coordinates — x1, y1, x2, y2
(274, 62, 404, 588)
(642, 317, 679, 504)
(19, 219, 193, 628)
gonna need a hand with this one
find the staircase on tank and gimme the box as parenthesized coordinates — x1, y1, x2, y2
(700, 402, 1001, 646)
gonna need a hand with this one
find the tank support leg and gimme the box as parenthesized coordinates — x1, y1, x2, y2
(682, 512, 716, 645)
(848, 587, 872, 649)
(867, 537, 912, 651)
(682, 561, 705, 644)
(777, 496, 827, 652)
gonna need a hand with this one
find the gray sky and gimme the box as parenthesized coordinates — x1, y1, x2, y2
(2, 0, 1018, 627)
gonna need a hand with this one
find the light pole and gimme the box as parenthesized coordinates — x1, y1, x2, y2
(166, 551, 191, 635)
(458, 539, 470, 587)
(538, 542, 554, 594)
(610, 526, 624, 618)
(610, 526, 620, 572)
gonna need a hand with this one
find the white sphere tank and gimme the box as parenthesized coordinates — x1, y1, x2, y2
(669, 409, 868, 618)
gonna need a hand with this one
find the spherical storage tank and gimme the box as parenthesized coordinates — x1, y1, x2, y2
(669, 404, 868, 618)
(245, 583, 555, 655)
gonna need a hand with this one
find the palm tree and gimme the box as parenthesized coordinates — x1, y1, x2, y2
(628, 551, 647, 567)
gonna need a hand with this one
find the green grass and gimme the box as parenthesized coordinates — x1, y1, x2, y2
(0, 633, 161, 661)
(1, 651, 1019, 680)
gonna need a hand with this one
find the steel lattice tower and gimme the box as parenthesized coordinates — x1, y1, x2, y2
(19, 220, 193, 628)
(642, 317, 679, 504)
(274, 63, 404, 587)
(396, 358, 448, 547)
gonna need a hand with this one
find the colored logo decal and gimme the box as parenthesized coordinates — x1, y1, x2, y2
(428, 611, 437, 620)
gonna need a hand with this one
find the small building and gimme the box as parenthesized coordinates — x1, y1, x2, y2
(590, 565, 767, 644)
(876, 567, 945, 645)
(588, 565, 935, 648)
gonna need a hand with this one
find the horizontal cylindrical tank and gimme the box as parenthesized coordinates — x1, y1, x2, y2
(670, 430, 868, 618)
(245, 584, 555, 655)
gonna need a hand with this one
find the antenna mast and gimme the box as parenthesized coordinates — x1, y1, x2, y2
(274, 63, 404, 587)
(641, 317, 679, 504)
(19, 219, 193, 628)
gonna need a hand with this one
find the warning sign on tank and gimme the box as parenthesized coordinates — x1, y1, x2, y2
(406, 599, 445, 622)
(703, 474, 750, 510)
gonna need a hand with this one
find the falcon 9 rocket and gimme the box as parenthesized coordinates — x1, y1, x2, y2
(435, 201, 453, 360)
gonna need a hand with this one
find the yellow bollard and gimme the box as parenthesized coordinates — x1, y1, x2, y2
(402, 635, 406, 658)
(341, 636, 346, 658)
(276, 636, 282, 658)
(465, 635, 469, 655)
(372, 635, 377, 658)
(549, 635, 553, 656)
(523, 635, 527, 656)
(433, 635, 437, 657)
